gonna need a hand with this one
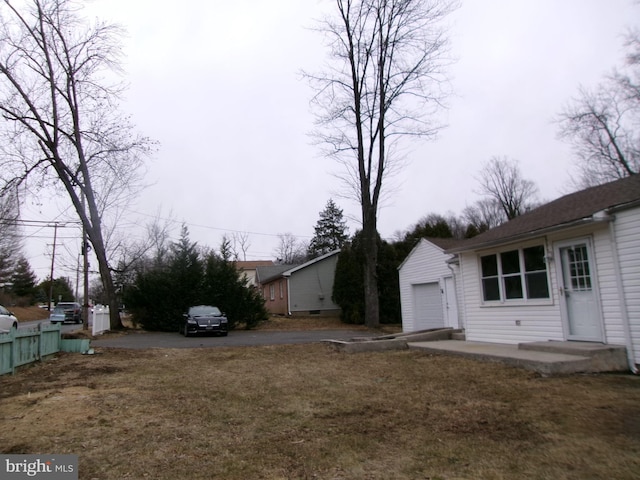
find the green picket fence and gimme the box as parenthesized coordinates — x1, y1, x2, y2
(0, 323, 62, 376)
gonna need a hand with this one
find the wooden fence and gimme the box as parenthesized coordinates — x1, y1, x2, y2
(0, 323, 61, 376)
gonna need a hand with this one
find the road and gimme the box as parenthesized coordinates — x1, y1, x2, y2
(18, 319, 368, 349)
(90, 329, 368, 349)
(20, 319, 83, 335)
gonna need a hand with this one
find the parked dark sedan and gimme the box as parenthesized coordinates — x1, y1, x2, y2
(181, 305, 228, 337)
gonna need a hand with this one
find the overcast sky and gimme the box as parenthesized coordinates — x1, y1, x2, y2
(22, 0, 639, 282)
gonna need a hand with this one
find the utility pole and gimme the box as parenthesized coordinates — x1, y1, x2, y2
(82, 191, 90, 331)
(47, 223, 58, 311)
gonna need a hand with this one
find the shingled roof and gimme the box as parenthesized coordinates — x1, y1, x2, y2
(447, 174, 640, 253)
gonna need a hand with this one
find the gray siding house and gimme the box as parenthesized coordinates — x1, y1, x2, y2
(256, 250, 341, 316)
(285, 250, 341, 316)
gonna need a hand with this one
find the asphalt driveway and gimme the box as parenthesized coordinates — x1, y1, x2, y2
(91, 329, 368, 349)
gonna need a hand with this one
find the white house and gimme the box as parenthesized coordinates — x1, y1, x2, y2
(444, 175, 640, 372)
(398, 237, 464, 332)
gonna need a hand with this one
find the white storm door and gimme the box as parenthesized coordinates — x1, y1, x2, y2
(557, 240, 603, 341)
(443, 276, 459, 329)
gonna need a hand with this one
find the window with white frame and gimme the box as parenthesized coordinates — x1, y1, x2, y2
(269, 284, 275, 301)
(480, 245, 550, 302)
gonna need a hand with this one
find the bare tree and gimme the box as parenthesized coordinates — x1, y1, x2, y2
(0, 0, 154, 329)
(307, 0, 457, 327)
(476, 157, 538, 221)
(0, 189, 21, 285)
(462, 198, 506, 232)
(274, 233, 307, 265)
(558, 31, 639, 188)
(231, 232, 252, 261)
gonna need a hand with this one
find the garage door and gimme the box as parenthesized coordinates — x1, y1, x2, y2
(412, 282, 444, 330)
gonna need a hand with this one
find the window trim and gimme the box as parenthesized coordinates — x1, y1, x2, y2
(478, 243, 552, 306)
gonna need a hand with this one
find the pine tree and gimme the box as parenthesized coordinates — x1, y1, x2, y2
(11, 255, 37, 299)
(308, 199, 349, 258)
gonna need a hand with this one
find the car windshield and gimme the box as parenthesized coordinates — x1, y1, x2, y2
(52, 308, 65, 314)
(189, 306, 221, 317)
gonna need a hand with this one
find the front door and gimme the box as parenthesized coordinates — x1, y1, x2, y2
(556, 239, 603, 341)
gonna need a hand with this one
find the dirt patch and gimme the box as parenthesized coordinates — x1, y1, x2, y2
(10, 306, 50, 323)
(1, 345, 639, 479)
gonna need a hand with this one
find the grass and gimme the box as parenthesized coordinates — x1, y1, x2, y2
(1, 340, 639, 479)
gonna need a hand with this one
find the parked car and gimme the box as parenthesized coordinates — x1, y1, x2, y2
(0, 304, 18, 332)
(181, 305, 228, 337)
(48, 307, 67, 324)
(55, 302, 82, 324)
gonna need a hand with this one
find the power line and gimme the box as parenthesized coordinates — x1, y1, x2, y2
(125, 208, 314, 239)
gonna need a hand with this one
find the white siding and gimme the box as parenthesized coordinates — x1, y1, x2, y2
(591, 227, 624, 345)
(399, 240, 458, 332)
(612, 207, 640, 365)
(459, 239, 564, 345)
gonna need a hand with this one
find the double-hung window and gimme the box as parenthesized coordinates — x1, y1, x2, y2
(480, 245, 550, 302)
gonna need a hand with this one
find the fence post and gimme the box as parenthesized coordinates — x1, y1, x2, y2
(38, 322, 43, 361)
(10, 328, 17, 375)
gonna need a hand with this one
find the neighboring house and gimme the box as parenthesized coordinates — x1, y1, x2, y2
(255, 264, 297, 315)
(256, 250, 341, 316)
(443, 175, 640, 371)
(234, 260, 274, 287)
(398, 237, 464, 332)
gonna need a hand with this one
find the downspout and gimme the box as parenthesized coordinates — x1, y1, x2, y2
(286, 276, 292, 316)
(446, 255, 463, 331)
(608, 215, 638, 374)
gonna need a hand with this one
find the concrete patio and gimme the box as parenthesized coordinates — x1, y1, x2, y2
(324, 328, 630, 375)
(407, 339, 629, 375)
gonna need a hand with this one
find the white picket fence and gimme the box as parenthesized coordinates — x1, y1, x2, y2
(91, 305, 111, 335)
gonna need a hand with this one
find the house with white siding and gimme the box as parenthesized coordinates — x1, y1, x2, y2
(398, 238, 464, 332)
(443, 175, 640, 371)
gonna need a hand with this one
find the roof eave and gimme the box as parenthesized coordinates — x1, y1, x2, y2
(446, 215, 610, 254)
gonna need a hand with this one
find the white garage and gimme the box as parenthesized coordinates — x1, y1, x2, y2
(398, 238, 463, 333)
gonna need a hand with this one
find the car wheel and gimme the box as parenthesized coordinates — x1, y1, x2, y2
(183, 324, 189, 337)
(12, 322, 17, 330)
(221, 332, 228, 337)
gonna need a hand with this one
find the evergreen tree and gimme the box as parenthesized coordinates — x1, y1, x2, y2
(332, 231, 401, 325)
(11, 256, 37, 300)
(125, 226, 268, 331)
(169, 225, 203, 309)
(202, 252, 268, 330)
(308, 199, 349, 258)
(36, 277, 74, 305)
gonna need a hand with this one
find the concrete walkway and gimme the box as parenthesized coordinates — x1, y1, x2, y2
(407, 339, 629, 375)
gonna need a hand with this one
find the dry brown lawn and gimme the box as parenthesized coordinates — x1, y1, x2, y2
(10, 306, 51, 322)
(1, 339, 639, 480)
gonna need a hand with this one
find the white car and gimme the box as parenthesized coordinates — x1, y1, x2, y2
(0, 304, 18, 332)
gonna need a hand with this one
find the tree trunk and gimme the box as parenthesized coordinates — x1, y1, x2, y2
(361, 209, 379, 328)
(84, 188, 124, 330)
